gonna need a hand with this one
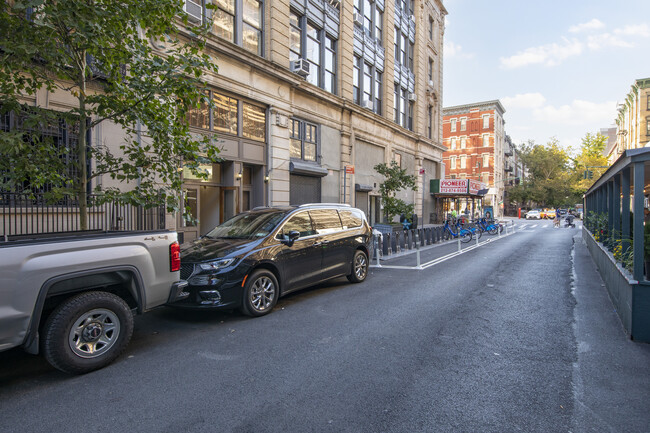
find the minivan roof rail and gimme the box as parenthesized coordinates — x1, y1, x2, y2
(297, 203, 351, 208)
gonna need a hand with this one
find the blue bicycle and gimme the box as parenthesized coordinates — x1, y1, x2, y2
(459, 217, 483, 240)
(477, 217, 502, 235)
(443, 219, 473, 243)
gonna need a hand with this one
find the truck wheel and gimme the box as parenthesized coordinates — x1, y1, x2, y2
(240, 270, 279, 317)
(347, 250, 368, 283)
(42, 291, 134, 374)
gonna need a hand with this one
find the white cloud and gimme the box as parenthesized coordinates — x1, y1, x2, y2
(499, 38, 583, 69)
(444, 41, 474, 59)
(569, 19, 605, 33)
(502, 93, 546, 109)
(532, 99, 616, 126)
(615, 23, 650, 37)
(586, 33, 634, 50)
(500, 22, 650, 69)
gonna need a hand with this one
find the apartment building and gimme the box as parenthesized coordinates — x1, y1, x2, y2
(607, 78, 650, 165)
(442, 100, 507, 217)
(2, 0, 447, 241)
(168, 0, 447, 240)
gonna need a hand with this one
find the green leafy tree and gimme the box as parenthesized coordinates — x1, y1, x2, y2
(513, 138, 580, 208)
(374, 161, 417, 223)
(572, 132, 609, 193)
(0, 0, 219, 228)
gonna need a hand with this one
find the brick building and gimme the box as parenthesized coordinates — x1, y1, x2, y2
(442, 100, 507, 217)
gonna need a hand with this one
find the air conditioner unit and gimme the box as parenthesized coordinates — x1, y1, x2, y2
(353, 12, 363, 27)
(184, 0, 203, 24)
(362, 99, 373, 110)
(408, 92, 417, 102)
(291, 58, 311, 77)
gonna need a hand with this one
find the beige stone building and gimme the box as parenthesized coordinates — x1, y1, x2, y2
(176, 0, 448, 241)
(2, 0, 447, 242)
(607, 78, 650, 165)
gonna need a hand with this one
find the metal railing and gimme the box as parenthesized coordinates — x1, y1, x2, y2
(1, 192, 165, 239)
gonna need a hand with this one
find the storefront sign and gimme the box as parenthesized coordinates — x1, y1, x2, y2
(439, 179, 468, 194)
(468, 180, 485, 195)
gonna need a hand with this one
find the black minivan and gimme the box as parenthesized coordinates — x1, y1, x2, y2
(175, 204, 373, 316)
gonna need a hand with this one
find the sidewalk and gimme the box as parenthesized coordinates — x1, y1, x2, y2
(571, 232, 650, 432)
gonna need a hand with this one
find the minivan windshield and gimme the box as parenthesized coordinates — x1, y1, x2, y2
(205, 211, 286, 240)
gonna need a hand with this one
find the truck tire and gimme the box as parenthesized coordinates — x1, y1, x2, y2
(42, 291, 134, 374)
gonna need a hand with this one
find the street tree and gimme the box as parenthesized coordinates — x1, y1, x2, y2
(0, 0, 220, 228)
(572, 132, 609, 193)
(510, 138, 580, 208)
(374, 161, 418, 223)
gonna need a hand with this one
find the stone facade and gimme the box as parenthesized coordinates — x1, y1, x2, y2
(608, 78, 650, 165)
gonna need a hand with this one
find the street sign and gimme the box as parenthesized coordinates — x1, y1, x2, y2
(419, 168, 425, 175)
(345, 165, 355, 174)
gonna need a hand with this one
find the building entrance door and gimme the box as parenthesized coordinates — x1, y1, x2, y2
(179, 186, 200, 244)
(220, 187, 240, 223)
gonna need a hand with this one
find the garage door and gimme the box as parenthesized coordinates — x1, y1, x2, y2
(290, 175, 321, 205)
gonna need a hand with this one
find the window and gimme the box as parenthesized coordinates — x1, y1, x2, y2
(310, 209, 343, 235)
(450, 137, 456, 150)
(483, 154, 489, 167)
(214, 0, 263, 56)
(429, 16, 433, 40)
(355, 56, 381, 114)
(354, 0, 383, 44)
(459, 173, 466, 179)
(428, 58, 433, 81)
(451, 119, 457, 132)
(482, 114, 489, 129)
(427, 106, 432, 139)
(647, 94, 650, 110)
(394, 27, 414, 72)
(646, 117, 650, 135)
(290, 118, 318, 162)
(394, 152, 402, 167)
(460, 117, 467, 131)
(291, 11, 337, 94)
(339, 209, 363, 229)
(460, 155, 466, 169)
(408, 100, 414, 130)
(450, 156, 456, 170)
(460, 137, 466, 149)
(189, 90, 265, 141)
(483, 134, 490, 147)
(279, 211, 314, 238)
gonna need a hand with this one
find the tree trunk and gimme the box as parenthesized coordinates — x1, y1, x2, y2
(78, 54, 88, 230)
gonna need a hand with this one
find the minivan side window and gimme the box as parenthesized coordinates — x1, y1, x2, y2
(278, 212, 315, 238)
(309, 209, 343, 235)
(339, 209, 363, 229)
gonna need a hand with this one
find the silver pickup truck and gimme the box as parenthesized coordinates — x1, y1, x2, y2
(0, 230, 188, 374)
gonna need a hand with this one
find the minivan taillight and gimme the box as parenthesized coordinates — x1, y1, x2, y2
(170, 242, 181, 272)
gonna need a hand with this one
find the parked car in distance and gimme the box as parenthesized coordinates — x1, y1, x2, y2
(545, 209, 557, 219)
(175, 204, 373, 317)
(558, 209, 568, 217)
(526, 210, 541, 219)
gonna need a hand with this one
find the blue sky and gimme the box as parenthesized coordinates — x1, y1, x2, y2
(442, 0, 650, 154)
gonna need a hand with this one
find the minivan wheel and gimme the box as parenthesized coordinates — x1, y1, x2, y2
(347, 250, 368, 283)
(240, 270, 279, 317)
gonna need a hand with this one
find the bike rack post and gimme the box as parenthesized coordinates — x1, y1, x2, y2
(415, 231, 421, 269)
(457, 236, 461, 252)
(374, 234, 382, 267)
(476, 230, 479, 246)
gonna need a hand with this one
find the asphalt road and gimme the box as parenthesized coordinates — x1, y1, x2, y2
(0, 221, 647, 432)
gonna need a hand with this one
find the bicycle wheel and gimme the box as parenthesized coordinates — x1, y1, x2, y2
(487, 225, 498, 235)
(460, 230, 472, 243)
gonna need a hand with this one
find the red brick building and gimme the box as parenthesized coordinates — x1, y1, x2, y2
(442, 100, 507, 216)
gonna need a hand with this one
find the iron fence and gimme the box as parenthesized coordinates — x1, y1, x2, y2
(1, 192, 165, 239)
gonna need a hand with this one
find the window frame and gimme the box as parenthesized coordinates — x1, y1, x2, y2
(290, 117, 320, 163)
(290, 10, 337, 94)
(355, 55, 381, 114)
(213, 0, 264, 56)
(354, 0, 383, 45)
(450, 118, 457, 132)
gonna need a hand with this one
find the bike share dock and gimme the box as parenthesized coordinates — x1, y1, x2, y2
(370, 221, 516, 270)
